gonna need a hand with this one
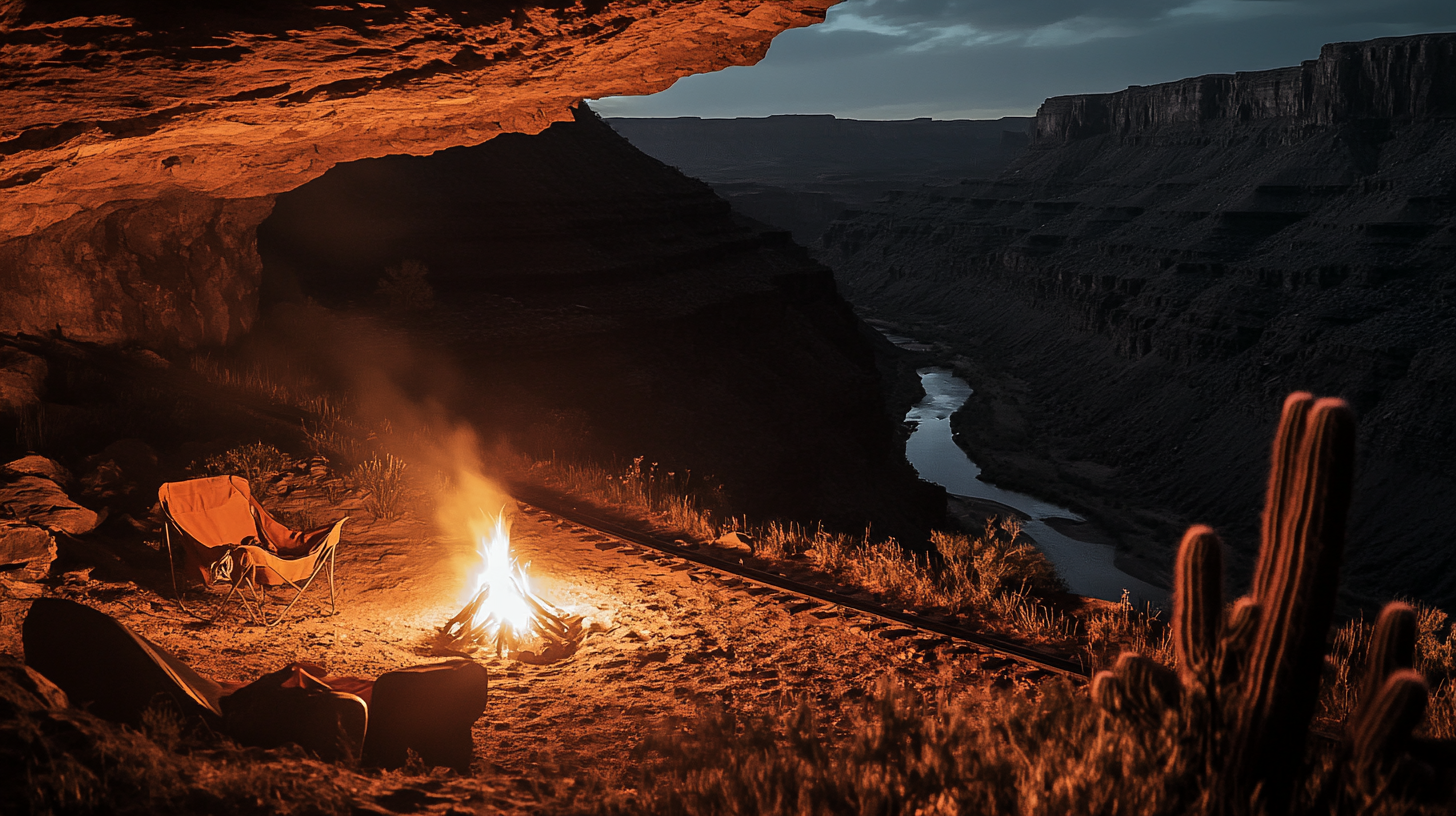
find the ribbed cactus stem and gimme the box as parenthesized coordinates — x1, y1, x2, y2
(1361, 602, 1418, 708)
(1351, 669, 1428, 772)
(1093, 651, 1180, 724)
(1250, 392, 1313, 600)
(1236, 396, 1356, 811)
(1173, 525, 1223, 686)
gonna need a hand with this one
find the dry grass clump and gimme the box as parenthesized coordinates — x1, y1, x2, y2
(1321, 601, 1456, 740)
(533, 455, 719, 542)
(588, 680, 1199, 816)
(581, 677, 1441, 816)
(188, 354, 336, 419)
(522, 455, 1078, 643)
(350, 454, 408, 521)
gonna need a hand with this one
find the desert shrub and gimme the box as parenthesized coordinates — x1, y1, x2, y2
(377, 259, 433, 311)
(198, 442, 291, 497)
(351, 454, 408, 521)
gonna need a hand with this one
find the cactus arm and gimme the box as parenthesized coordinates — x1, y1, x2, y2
(1174, 525, 1224, 688)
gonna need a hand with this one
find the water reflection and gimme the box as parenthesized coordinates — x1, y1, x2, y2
(905, 366, 1164, 605)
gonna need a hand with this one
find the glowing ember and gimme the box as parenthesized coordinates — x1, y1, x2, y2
(440, 511, 584, 660)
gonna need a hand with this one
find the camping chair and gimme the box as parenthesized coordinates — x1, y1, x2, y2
(158, 475, 346, 626)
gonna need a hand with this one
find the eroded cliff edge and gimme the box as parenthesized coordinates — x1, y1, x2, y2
(0, 0, 833, 346)
(821, 33, 1456, 606)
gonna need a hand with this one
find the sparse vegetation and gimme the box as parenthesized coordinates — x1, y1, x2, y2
(377, 259, 434, 311)
(351, 454, 408, 521)
(197, 442, 292, 498)
(522, 455, 1079, 643)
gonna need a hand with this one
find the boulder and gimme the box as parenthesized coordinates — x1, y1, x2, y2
(2, 455, 73, 490)
(0, 520, 55, 574)
(362, 660, 489, 773)
(0, 655, 69, 721)
(0, 474, 99, 536)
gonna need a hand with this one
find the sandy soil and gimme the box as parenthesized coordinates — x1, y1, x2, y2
(0, 467, 1057, 795)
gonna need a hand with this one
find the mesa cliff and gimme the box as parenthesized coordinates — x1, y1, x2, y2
(0, 0, 833, 347)
(821, 32, 1456, 607)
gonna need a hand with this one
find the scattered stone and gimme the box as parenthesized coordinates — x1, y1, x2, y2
(0, 520, 56, 573)
(875, 627, 919, 640)
(716, 531, 755, 551)
(0, 577, 44, 599)
(0, 655, 70, 713)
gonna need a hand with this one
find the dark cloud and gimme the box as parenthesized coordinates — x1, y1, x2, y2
(593, 0, 1456, 119)
(851, 0, 1176, 31)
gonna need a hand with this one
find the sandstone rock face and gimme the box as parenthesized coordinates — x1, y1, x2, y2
(0, 346, 45, 417)
(1031, 35, 1456, 144)
(0, 0, 833, 347)
(0, 474, 100, 536)
(820, 32, 1456, 606)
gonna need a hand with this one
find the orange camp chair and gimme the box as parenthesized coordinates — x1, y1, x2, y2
(159, 476, 345, 626)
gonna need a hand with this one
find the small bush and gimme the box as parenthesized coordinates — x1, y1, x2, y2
(351, 454, 408, 521)
(377, 259, 434, 311)
(198, 442, 291, 497)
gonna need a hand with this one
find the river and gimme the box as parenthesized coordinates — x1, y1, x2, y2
(894, 346, 1165, 605)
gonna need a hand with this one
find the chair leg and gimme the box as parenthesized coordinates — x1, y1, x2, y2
(328, 546, 338, 615)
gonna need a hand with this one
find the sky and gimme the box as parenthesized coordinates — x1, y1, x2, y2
(591, 0, 1456, 120)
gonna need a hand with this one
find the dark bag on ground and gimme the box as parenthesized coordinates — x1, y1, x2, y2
(363, 660, 490, 773)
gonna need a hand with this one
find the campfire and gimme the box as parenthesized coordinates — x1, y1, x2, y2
(440, 513, 584, 661)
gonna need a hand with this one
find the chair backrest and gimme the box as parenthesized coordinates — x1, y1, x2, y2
(158, 476, 258, 550)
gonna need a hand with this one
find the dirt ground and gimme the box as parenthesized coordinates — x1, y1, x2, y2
(0, 466, 1057, 803)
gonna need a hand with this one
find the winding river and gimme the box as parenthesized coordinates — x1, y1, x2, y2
(894, 343, 1165, 605)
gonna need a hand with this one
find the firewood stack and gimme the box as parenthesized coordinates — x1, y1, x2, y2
(439, 577, 584, 659)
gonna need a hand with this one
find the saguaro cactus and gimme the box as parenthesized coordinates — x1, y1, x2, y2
(1092, 393, 1440, 814)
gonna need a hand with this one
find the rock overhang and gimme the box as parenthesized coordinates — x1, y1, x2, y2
(0, 0, 835, 346)
(1, 0, 834, 240)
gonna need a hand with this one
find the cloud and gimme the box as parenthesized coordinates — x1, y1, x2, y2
(591, 0, 1456, 120)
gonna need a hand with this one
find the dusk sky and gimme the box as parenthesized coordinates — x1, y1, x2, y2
(592, 0, 1456, 120)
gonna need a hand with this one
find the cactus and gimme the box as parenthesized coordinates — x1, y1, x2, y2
(1092, 393, 1443, 814)
(1174, 525, 1223, 688)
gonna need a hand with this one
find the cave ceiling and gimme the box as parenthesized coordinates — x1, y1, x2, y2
(0, 0, 834, 241)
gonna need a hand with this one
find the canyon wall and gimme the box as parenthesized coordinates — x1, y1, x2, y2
(0, 0, 833, 347)
(256, 106, 942, 536)
(821, 33, 1456, 607)
(610, 114, 1030, 244)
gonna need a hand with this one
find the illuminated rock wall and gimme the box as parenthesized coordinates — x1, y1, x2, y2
(0, 0, 833, 346)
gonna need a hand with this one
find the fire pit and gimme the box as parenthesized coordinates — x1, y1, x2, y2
(440, 514, 585, 661)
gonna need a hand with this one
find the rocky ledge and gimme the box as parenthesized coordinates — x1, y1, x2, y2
(0, 0, 833, 347)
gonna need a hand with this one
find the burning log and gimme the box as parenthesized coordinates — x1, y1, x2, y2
(439, 514, 584, 660)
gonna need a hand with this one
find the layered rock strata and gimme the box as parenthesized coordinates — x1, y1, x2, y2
(821, 33, 1456, 606)
(0, 0, 833, 347)
(258, 106, 941, 537)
